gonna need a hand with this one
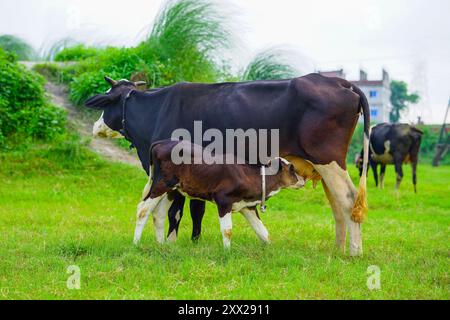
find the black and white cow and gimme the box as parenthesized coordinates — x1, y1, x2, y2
(356, 123, 423, 192)
(86, 74, 370, 256)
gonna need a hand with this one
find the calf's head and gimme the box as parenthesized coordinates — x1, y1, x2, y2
(272, 158, 305, 189)
(85, 76, 146, 138)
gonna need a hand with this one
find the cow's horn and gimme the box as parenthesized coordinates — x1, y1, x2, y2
(104, 76, 117, 86)
(134, 81, 147, 86)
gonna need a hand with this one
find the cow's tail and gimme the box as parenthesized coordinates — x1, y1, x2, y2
(351, 85, 370, 223)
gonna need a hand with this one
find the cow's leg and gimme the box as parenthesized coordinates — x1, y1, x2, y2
(370, 161, 379, 187)
(380, 164, 386, 189)
(394, 157, 404, 190)
(314, 162, 362, 256)
(322, 181, 346, 251)
(167, 192, 185, 242)
(134, 193, 164, 245)
(411, 157, 418, 193)
(240, 207, 270, 244)
(190, 200, 206, 241)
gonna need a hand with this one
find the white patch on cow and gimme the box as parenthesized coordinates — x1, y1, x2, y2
(219, 212, 233, 248)
(240, 208, 270, 244)
(314, 161, 363, 256)
(292, 174, 306, 189)
(268, 189, 281, 198)
(166, 210, 181, 242)
(92, 112, 123, 139)
(232, 200, 260, 212)
(167, 229, 177, 242)
(371, 140, 393, 164)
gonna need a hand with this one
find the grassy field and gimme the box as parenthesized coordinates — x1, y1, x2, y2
(0, 143, 448, 300)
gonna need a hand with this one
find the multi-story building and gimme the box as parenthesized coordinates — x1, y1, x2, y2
(318, 69, 392, 123)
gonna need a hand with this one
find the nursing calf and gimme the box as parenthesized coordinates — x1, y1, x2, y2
(137, 140, 305, 247)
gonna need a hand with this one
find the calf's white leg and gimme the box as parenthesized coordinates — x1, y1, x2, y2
(219, 212, 233, 248)
(314, 161, 363, 256)
(240, 207, 270, 244)
(152, 196, 173, 244)
(133, 193, 164, 245)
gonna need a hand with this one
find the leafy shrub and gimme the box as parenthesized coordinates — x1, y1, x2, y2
(67, 47, 154, 105)
(0, 35, 37, 61)
(54, 44, 99, 62)
(0, 48, 66, 148)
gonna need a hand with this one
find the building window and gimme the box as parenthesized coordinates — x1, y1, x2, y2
(370, 108, 378, 117)
(370, 90, 377, 98)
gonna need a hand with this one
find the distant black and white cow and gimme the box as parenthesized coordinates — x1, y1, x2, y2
(356, 123, 423, 192)
(139, 139, 304, 247)
(86, 74, 371, 256)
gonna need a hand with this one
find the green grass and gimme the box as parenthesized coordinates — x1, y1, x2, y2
(0, 144, 448, 299)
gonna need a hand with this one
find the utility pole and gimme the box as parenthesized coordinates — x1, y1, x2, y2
(433, 98, 450, 167)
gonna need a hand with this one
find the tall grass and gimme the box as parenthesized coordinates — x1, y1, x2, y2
(141, 0, 234, 82)
(242, 47, 298, 81)
(40, 37, 80, 61)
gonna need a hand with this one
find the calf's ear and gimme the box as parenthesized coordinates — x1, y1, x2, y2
(84, 93, 117, 109)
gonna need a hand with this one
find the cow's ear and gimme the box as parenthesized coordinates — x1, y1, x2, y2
(84, 93, 118, 110)
(104, 76, 117, 86)
(277, 158, 284, 173)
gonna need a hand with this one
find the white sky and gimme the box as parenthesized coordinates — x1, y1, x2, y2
(1, 0, 449, 124)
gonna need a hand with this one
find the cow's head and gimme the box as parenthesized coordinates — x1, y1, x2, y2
(272, 157, 306, 189)
(85, 76, 146, 138)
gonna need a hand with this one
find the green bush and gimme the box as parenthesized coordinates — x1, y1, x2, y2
(67, 47, 155, 105)
(0, 48, 66, 148)
(54, 44, 99, 62)
(0, 35, 37, 61)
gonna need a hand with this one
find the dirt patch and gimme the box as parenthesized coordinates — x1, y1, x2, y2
(45, 81, 141, 167)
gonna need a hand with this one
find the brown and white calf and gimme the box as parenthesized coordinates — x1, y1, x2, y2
(136, 140, 305, 248)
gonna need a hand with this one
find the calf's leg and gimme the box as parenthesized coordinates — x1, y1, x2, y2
(216, 201, 233, 248)
(314, 162, 363, 256)
(134, 193, 164, 244)
(153, 195, 173, 244)
(240, 207, 270, 244)
(190, 200, 206, 241)
(167, 192, 185, 242)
